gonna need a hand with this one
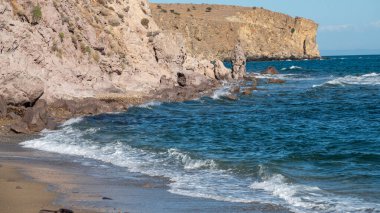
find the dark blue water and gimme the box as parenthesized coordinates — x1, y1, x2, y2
(22, 55, 380, 213)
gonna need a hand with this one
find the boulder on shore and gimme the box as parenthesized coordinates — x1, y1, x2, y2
(11, 99, 57, 134)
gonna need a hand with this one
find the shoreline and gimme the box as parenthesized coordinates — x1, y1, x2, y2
(0, 131, 287, 213)
(0, 133, 99, 213)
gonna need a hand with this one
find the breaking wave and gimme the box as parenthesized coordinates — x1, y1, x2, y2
(137, 101, 162, 109)
(20, 122, 380, 213)
(313, 73, 380, 87)
(281, 66, 303, 71)
(211, 84, 233, 99)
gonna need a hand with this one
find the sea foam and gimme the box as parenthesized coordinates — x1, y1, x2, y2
(20, 122, 380, 213)
(313, 73, 380, 87)
(211, 84, 232, 99)
(137, 101, 162, 109)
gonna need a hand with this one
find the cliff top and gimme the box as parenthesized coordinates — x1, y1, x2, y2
(151, 3, 317, 24)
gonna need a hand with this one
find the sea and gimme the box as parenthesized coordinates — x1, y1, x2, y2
(21, 55, 380, 213)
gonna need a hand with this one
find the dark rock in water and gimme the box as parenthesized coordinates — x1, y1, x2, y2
(261, 66, 279, 75)
(0, 96, 6, 118)
(225, 94, 238, 101)
(177, 72, 187, 87)
(267, 78, 285, 84)
(229, 86, 240, 94)
(10, 122, 30, 134)
(242, 89, 252, 95)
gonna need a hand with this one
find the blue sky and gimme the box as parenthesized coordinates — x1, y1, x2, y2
(150, 0, 380, 55)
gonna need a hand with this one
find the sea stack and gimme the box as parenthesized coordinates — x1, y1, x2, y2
(231, 43, 247, 79)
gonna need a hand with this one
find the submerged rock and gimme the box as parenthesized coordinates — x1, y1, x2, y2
(261, 66, 279, 75)
(242, 89, 252, 95)
(225, 94, 238, 101)
(267, 78, 285, 84)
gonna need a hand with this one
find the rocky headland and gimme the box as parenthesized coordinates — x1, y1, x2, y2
(0, 0, 236, 134)
(0, 0, 319, 134)
(151, 3, 320, 60)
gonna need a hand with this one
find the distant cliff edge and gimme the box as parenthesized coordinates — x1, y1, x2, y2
(151, 4, 320, 61)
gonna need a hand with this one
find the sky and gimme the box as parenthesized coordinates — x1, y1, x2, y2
(149, 0, 380, 55)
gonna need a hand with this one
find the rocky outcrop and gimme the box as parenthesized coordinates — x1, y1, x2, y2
(231, 44, 246, 79)
(261, 66, 279, 75)
(151, 4, 320, 60)
(0, 0, 236, 134)
(0, 0, 225, 106)
(10, 99, 57, 133)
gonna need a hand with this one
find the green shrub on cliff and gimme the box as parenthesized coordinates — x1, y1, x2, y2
(291, 28, 295, 34)
(59, 32, 64, 42)
(141, 18, 149, 29)
(31, 4, 42, 25)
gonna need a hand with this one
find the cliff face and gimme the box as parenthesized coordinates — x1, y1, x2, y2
(151, 4, 320, 60)
(0, 0, 222, 106)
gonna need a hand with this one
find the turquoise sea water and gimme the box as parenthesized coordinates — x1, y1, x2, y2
(22, 55, 380, 212)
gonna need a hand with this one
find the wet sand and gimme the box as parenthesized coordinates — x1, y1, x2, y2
(0, 134, 99, 213)
(0, 163, 58, 213)
(0, 133, 289, 213)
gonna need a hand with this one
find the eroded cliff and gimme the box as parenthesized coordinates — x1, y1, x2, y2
(0, 0, 226, 106)
(151, 4, 320, 60)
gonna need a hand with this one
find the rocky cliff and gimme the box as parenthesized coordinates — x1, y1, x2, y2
(151, 4, 320, 60)
(1, 0, 238, 133)
(0, 0, 228, 107)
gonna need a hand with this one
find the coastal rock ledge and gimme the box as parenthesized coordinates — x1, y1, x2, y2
(0, 0, 309, 134)
(151, 3, 320, 60)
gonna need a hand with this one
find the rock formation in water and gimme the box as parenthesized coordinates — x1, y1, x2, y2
(151, 4, 320, 60)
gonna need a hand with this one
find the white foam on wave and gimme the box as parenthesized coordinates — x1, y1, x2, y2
(168, 148, 217, 170)
(137, 101, 162, 109)
(250, 173, 380, 213)
(313, 73, 380, 87)
(281, 66, 302, 71)
(211, 84, 232, 99)
(290, 65, 302, 70)
(254, 73, 314, 81)
(61, 117, 84, 126)
(20, 123, 380, 212)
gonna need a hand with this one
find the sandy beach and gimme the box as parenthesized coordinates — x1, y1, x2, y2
(0, 134, 100, 213)
(0, 163, 58, 213)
